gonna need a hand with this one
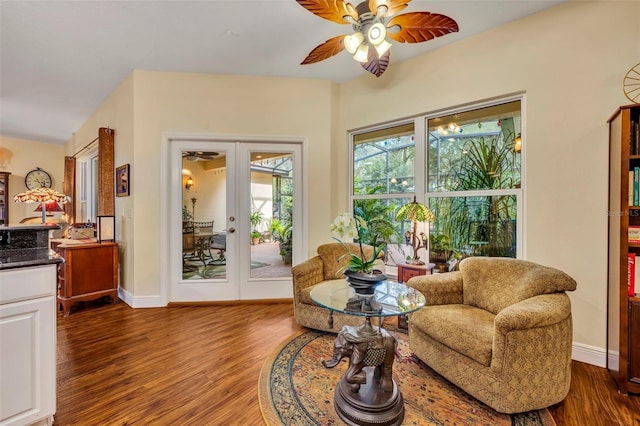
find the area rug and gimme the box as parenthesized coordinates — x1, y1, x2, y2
(258, 330, 556, 426)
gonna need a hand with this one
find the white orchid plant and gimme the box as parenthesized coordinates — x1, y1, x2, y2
(330, 212, 385, 274)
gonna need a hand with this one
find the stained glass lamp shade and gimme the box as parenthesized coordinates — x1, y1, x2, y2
(395, 196, 436, 265)
(14, 188, 70, 224)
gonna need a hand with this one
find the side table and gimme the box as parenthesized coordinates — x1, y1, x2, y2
(53, 241, 119, 317)
(310, 280, 425, 426)
(397, 262, 435, 284)
(396, 263, 434, 329)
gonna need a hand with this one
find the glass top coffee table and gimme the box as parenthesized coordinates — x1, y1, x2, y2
(310, 279, 425, 426)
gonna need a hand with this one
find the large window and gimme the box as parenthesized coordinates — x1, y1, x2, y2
(352, 123, 417, 263)
(353, 123, 415, 195)
(77, 147, 99, 223)
(350, 98, 523, 264)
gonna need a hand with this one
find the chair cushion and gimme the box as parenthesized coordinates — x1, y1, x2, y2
(317, 243, 375, 280)
(411, 304, 495, 366)
(460, 257, 577, 314)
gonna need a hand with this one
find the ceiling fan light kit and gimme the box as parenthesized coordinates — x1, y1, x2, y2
(297, 0, 459, 77)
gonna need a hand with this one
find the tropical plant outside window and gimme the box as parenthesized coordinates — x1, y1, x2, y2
(427, 101, 521, 259)
(352, 123, 417, 264)
(351, 99, 522, 266)
(251, 154, 294, 264)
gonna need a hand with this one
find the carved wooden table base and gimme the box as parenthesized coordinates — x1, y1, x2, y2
(323, 317, 404, 426)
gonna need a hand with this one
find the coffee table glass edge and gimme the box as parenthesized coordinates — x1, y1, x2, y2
(310, 279, 426, 318)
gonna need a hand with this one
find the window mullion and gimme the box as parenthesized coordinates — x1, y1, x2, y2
(414, 117, 426, 204)
(427, 188, 521, 198)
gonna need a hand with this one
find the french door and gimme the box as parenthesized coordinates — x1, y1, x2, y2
(167, 138, 302, 302)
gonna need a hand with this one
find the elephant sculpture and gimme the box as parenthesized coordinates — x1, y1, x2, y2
(322, 324, 397, 393)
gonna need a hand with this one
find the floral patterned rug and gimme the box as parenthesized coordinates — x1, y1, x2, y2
(258, 330, 556, 426)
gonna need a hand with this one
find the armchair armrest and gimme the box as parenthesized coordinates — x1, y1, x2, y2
(494, 293, 572, 333)
(291, 256, 325, 300)
(406, 271, 463, 305)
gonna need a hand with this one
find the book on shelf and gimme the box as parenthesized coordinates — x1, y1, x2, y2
(630, 167, 640, 206)
(628, 253, 639, 296)
(635, 119, 640, 155)
(632, 116, 640, 155)
(629, 226, 640, 243)
(630, 170, 634, 206)
(633, 167, 640, 206)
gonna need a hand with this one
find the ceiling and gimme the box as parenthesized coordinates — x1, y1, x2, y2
(0, 0, 565, 145)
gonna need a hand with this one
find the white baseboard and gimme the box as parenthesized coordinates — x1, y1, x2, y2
(572, 342, 609, 368)
(117, 288, 165, 308)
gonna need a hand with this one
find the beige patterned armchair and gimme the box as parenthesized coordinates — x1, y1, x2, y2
(292, 243, 383, 332)
(406, 256, 577, 414)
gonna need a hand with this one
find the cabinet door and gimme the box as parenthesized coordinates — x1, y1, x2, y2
(0, 296, 56, 426)
(66, 244, 116, 296)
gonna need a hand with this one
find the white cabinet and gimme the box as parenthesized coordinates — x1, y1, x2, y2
(0, 265, 56, 426)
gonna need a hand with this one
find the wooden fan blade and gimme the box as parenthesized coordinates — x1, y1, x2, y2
(368, 0, 409, 18)
(296, 0, 359, 24)
(387, 12, 459, 43)
(301, 35, 346, 65)
(361, 49, 390, 77)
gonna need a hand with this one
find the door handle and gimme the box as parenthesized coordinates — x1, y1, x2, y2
(227, 227, 235, 234)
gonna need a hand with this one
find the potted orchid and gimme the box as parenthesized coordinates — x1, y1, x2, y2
(330, 213, 386, 292)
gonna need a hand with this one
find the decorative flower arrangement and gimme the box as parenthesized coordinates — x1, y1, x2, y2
(330, 212, 385, 274)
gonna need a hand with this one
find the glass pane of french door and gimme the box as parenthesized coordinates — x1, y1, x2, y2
(181, 149, 228, 280)
(170, 140, 238, 302)
(249, 152, 294, 279)
(238, 143, 299, 300)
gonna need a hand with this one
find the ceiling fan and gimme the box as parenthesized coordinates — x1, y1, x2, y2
(182, 151, 219, 162)
(296, 0, 459, 77)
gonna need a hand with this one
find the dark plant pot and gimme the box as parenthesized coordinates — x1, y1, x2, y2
(344, 269, 387, 295)
(282, 252, 292, 265)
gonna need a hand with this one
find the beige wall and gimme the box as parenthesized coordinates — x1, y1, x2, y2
(181, 159, 227, 227)
(130, 71, 334, 296)
(65, 73, 134, 292)
(0, 136, 65, 224)
(337, 0, 640, 351)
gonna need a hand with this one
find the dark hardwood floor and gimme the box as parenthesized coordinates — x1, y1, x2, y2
(56, 301, 640, 425)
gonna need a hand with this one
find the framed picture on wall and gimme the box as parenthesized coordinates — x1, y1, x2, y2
(116, 164, 130, 197)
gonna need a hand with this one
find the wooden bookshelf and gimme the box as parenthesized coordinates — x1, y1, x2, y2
(607, 104, 640, 395)
(0, 172, 10, 225)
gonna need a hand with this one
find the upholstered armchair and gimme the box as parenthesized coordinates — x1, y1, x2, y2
(406, 256, 577, 414)
(292, 243, 383, 332)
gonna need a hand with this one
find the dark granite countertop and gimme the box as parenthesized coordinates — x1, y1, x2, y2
(0, 223, 61, 232)
(0, 224, 64, 270)
(0, 248, 63, 270)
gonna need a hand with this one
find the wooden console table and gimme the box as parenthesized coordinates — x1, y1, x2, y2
(53, 241, 118, 317)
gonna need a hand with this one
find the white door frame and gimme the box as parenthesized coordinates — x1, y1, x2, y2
(160, 133, 306, 305)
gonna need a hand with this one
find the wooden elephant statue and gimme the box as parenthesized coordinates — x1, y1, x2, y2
(322, 324, 397, 393)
